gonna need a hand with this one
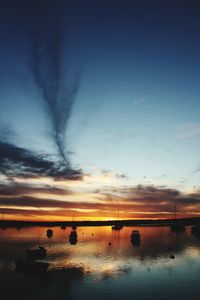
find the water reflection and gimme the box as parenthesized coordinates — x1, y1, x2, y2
(0, 226, 200, 300)
(0, 226, 198, 266)
(46, 228, 53, 238)
(191, 225, 200, 238)
(69, 230, 78, 245)
(170, 223, 185, 233)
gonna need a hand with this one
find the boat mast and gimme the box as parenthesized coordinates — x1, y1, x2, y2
(174, 204, 177, 220)
(0, 213, 4, 242)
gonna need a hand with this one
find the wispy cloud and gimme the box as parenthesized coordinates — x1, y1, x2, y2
(133, 96, 145, 105)
(178, 122, 200, 141)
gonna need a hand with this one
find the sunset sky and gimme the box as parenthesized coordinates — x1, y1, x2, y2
(0, 0, 200, 221)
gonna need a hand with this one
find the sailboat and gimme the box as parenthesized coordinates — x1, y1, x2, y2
(112, 210, 123, 230)
(71, 212, 77, 230)
(171, 205, 185, 232)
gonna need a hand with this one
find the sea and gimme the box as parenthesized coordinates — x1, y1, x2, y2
(0, 225, 200, 300)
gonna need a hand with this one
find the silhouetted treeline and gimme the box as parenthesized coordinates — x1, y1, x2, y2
(1, 217, 200, 228)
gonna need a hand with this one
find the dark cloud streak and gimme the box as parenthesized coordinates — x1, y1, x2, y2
(30, 0, 79, 164)
(0, 140, 82, 180)
(0, 183, 72, 197)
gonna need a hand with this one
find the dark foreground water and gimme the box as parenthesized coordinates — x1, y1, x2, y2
(0, 225, 200, 300)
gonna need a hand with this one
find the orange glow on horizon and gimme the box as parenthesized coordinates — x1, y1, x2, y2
(2, 211, 199, 222)
(1, 172, 200, 222)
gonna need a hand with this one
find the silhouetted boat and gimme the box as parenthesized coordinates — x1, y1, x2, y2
(47, 229, 53, 238)
(112, 224, 123, 230)
(15, 258, 49, 273)
(130, 230, 141, 241)
(170, 205, 185, 232)
(112, 210, 123, 230)
(69, 230, 77, 245)
(26, 246, 47, 261)
(71, 212, 76, 230)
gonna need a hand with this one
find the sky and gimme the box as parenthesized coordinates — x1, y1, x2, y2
(0, 0, 200, 221)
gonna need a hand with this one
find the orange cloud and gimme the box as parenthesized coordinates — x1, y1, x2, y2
(0, 178, 200, 221)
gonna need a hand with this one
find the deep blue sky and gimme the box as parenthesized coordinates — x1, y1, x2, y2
(1, 0, 200, 191)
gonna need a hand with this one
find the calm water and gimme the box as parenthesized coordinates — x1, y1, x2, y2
(0, 225, 200, 300)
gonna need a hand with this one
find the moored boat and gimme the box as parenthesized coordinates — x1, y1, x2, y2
(130, 230, 140, 241)
(112, 224, 123, 230)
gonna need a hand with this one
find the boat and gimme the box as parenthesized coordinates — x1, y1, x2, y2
(71, 212, 77, 230)
(61, 225, 66, 230)
(112, 210, 123, 230)
(130, 230, 141, 241)
(112, 224, 123, 230)
(15, 258, 49, 274)
(170, 205, 185, 232)
(26, 246, 47, 260)
(69, 230, 77, 245)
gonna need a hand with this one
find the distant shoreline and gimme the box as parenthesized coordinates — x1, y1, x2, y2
(1, 217, 200, 228)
